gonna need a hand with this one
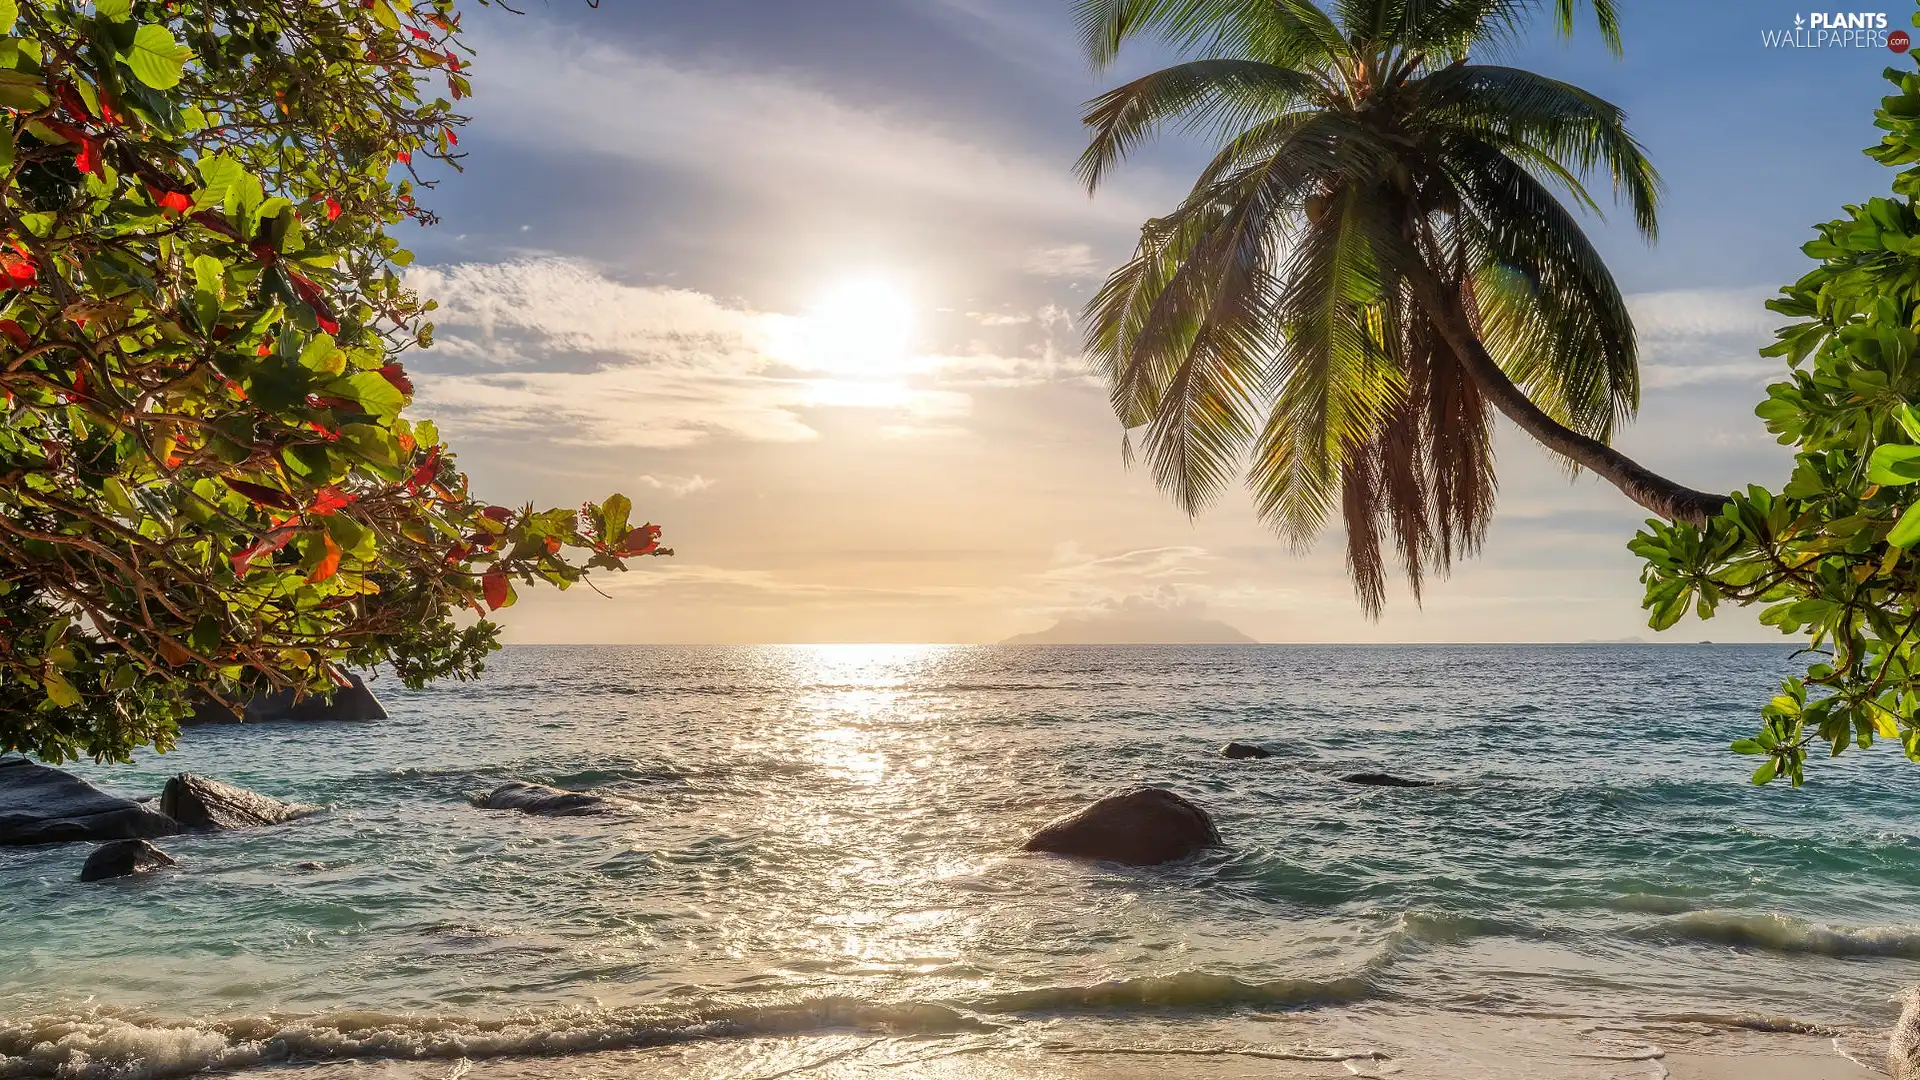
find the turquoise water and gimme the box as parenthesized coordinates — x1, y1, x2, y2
(1, 644, 1915, 1078)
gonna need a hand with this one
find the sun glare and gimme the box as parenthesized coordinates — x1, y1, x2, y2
(791, 278, 915, 377)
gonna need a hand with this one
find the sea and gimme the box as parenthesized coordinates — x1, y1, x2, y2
(1, 644, 1915, 1080)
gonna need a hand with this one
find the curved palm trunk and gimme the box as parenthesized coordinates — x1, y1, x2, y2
(1405, 266, 1730, 526)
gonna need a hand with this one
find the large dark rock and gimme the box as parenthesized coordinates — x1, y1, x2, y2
(1021, 787, 1222, 866)
(183, 673, 387, 725)
(0, 757, 180, 846)
(160, 773, 311, 830)
(472, 781, 636, 817)
(79, 839, 177, 882)
(1339, 772, 1436, 788)
(1222, 742, 1272, 760)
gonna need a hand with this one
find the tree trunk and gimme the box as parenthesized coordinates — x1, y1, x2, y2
(1405, 267, 1730, 526)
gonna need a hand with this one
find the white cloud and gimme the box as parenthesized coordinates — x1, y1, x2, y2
(406, 259, 1103, 448)
(637, 474, 716, 496)
(409, 259, 979, 448)
(1628, 286, 1783, 389)
(1021, 243, 1101, 278)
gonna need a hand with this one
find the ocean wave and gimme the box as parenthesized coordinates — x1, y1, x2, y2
(0, 998, 998, 1080)
(1641, 910, 1920, 958)
(969, 970, 1374, 1013)
(1646, 1011, 1842, 1037)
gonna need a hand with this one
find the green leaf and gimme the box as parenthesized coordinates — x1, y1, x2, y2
(191, 254, 223, 327)
(1869, 443, 1920, 486)
(42, 671, 80, 709)
(1897, 403, 1920, 442)
(1891, 501, 1920, 549)
(93, 0, 130, 21)
(298, 333, 344, 376)
(1730, 739, 1766, 755)
(340, 371, 404, 421)
(120, 24, 191, 90)
(1751, 758, 1779, 785)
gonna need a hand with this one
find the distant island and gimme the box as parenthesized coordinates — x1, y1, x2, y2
(1001, 608, 1257, 645)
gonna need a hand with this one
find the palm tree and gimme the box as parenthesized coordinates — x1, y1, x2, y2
(1076, 0, 1724, 613)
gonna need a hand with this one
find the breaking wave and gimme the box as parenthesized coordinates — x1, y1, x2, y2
(1641, 910, 1920, 958)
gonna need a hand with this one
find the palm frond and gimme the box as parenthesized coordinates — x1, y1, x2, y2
(1419, 63, 1661, 237)
(1248, 184, 1408, 543)
(1078, 60, 1324, 191)
(1439, 131, 1638, 439)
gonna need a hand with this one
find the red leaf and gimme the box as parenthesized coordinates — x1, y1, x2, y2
(407, 447, 441, 492)
(309, 486, 356, 516)
(227, 479, 300, 510)
(307, 533, 342, 583)
(377, 363, 413, 395)
(325, 196, 342, 221)
(56, 84, 92, 122)
(72, 136, 101, 177)
(230, 526, 298, 576)
(480, 505, 512, 523)
(444, 127, 457, 147)
(1, 243, 37, 290)
(623, 523, 663, 555)
(409, 26, 432, 41)
(0, 320, 27, 348)
(152, 188, 191, 215)
(190, 210, 244, 241)
(543, 536, 560, 554)
(396, 432, 416, 453)
(38, 119, 99, 176)
(396, 151, 412, 165)
(256, 341, 273, 356)
(482, 566, 508, 610)
(284, 268, 340, 334)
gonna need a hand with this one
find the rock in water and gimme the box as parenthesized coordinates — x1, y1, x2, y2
(79, 839, 177, 882)
(1021, 787, 1222, 866)
(1339, 773, 1436, 788)
(0, 757, 180, 845)
(160, 774, 310, 830)
(1222, 742, 1272, 760)
(1895, 988, 1920, 1080)
(182, 673, 387, 725)
(472, 781, 635, 816)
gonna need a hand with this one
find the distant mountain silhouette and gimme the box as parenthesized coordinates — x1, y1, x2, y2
(1001, 609, 1257, 645)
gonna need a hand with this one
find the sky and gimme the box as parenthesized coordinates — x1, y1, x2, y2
(393, 0, 1906, 644)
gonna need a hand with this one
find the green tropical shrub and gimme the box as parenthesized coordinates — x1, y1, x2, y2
(0, 0, 666, 763)
(1633, 59, 1920, 785)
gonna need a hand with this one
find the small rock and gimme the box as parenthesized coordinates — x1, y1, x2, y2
(472, 781, 636, 817)
(0, 756, 180, 846)
(1339, 772, 1436, 788)
(79, 839, 177, 882)
(160, 774, 311, 830)
(1222, 742, 1272, 760)
(294, 860, 326, 872)
(1022, 787, 1222, 866)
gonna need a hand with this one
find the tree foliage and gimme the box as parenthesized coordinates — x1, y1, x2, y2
(1074, 0, 1722, 617)
(1633, 59, 1920, 786)
(0, 0, 667, 764)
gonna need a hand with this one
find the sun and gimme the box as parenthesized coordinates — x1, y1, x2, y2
(791, 278, 915, 377)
